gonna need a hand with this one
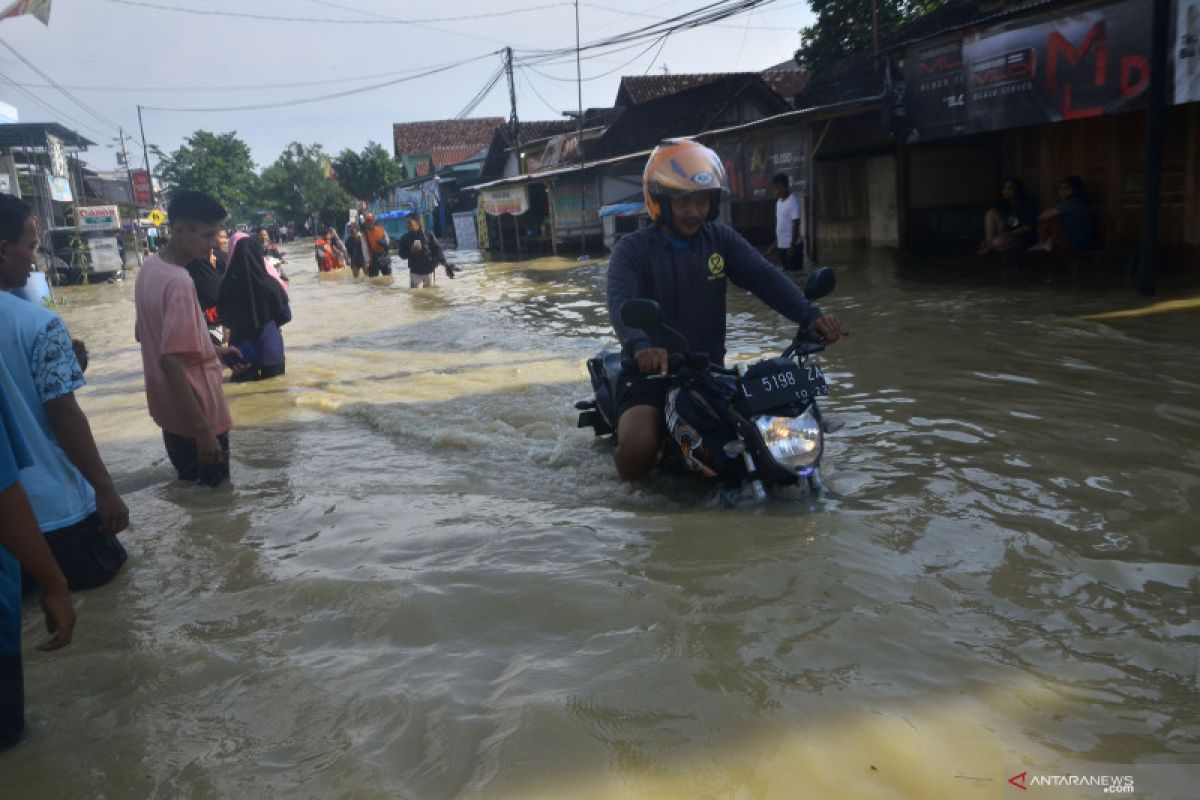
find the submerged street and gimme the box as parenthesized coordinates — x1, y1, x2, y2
(5, 245, 1199, 798)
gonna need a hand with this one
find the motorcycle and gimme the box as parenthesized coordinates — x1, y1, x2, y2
(575, 267, 843, 506)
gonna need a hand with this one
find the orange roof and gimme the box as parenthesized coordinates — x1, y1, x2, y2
(392, 117, 503, 160)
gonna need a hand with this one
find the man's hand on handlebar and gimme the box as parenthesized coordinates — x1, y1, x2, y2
(635, 347, 670, 375)
(811, 315, 843, 344)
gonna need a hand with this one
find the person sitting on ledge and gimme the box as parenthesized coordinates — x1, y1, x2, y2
(1032, 175, 1094, 253)
(978, 177, 1036, 255)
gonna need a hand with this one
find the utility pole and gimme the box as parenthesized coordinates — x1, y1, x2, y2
(504, 47, 519, 145)
(1137, 0, 1169, 296)
(136, 104, 156, 206)
(575, 0, 587, 258)
(116, 127, 143, 266)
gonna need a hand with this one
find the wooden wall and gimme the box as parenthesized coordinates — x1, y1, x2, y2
(1006, 104, 1200, 268)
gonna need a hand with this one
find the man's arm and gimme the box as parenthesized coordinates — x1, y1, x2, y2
(43, 394, 128, 535)
(606, 239, 654, 356)
(160, 353, 222, 464)
(724, 227, 822, 328)
(0, 481, 74, 651)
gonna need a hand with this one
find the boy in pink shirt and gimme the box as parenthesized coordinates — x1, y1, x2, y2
(135, 192, 240, 487)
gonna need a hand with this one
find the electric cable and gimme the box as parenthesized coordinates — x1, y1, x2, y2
(0, 70, 115, 141)
(0, 40, 125, 137)
(102, 0, 572, 25)
(516, 67, 562, 117)
(140, 50, 502, 113)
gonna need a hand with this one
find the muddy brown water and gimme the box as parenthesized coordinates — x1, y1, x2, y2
(4, 244, 1198, 798)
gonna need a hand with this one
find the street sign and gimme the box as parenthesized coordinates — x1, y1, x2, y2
(76, 205, 121, 231)
(147, 208, 165, 225)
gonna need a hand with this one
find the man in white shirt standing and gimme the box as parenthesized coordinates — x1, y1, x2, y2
(772, 173, 804, 272)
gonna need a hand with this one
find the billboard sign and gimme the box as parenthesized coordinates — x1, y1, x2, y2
(1177, 0, 1200, 103)
(480, 185, 529, 216)
(904, 36, 968, 141)
(76, 204, 122, 231)
(131, 169, 153, 205)
(962, 0, 1151, 133)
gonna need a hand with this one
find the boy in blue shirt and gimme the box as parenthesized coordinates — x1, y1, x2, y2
(0, 195, 128, 592)
(0, 380, 76, 748)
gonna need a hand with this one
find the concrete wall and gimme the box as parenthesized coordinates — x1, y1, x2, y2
(866, 155, 898, 246)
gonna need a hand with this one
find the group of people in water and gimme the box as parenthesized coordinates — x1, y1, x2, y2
(184, 224, 292, 383)
(334, 213, 457, 287)
(978, 175, 1095, 256)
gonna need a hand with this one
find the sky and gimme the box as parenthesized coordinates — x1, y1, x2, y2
(0, 0, 815, 173)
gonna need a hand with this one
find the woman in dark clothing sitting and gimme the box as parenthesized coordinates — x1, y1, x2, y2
(217, 232, 290, 382)
(978, 177, 1037, 255)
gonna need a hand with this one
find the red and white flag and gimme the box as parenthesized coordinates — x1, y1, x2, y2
(0, 0, 52, 26)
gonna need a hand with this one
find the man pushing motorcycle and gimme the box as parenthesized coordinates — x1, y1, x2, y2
(607, 138, 844, 481)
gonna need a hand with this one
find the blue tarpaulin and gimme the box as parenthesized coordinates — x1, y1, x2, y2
(598, 202, 644, 218)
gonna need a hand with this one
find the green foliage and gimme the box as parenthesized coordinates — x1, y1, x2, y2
(332, 141, 405, 202)
(795, 0, 950, 72)
(153, 130, 259, 221)
(259, 142, 351, 229)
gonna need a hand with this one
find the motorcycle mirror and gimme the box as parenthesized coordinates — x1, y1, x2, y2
(620, 298, 664, 329)
(803, 267, 836, 301)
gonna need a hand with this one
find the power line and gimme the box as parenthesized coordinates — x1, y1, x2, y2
(516, 67, 562, 117)
(0, 70, 114, 141)
(301, 0, 518, 46)
(581, 0, 805, 30)
(643, 31, 671, 74)
(518, 0, 776, 61)
(455, 61, 507, 119)
(139, 50, 502, 113)
(0, 40, 126, 137)
(102, 0, 572, 25)
(3, 60, 523, 94)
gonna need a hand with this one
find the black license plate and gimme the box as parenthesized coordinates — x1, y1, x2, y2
(736, 360, 827, 416)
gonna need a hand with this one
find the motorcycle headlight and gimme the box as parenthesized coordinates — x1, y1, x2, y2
(755, 410, 823, 471)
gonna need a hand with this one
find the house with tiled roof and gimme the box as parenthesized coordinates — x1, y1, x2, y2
(391, 117, 504, 179)
(589, 73, 791, 160)
(615, 68, 809, 108)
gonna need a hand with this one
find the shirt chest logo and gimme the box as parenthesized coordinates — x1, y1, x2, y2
(707, 253, 726, 281)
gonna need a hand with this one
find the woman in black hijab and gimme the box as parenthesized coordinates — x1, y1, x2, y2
(185, 244, 224, 346)
(217, 232, 290, 382)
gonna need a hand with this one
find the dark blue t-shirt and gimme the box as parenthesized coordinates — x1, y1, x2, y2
(1055, 195, 1093, 251)
(606, 222, 822, 366)
(0, 383, 33, 657)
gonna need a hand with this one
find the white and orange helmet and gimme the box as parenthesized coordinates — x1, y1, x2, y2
(642, 138, 729, 224)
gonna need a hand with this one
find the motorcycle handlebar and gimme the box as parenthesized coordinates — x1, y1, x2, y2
(621, 351, 714, 377)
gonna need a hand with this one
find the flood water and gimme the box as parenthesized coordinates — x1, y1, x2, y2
(4, 243, 1198, 798)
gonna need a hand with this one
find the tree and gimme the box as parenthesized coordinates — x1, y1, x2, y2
(332, 141, 405, 202)
(259, 142, 351, 230)
(794, 0, 950, 72)
(153, 130, 259, 221)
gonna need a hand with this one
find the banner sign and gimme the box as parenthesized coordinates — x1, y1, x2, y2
(86, 237, 123, 273)
(962, 0, 1151, 133)
(1177, 0, 1200, 104)
(742, 128, 809, 200)
(131, 169, 153, 205)
(47, 176, 72, 202)
(452, 210, 479, 249)
(481, 185, 529, 216)
(76, 204, 121, 231)
(551, 175, 601, 233)
(904, 36, 968, 141)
